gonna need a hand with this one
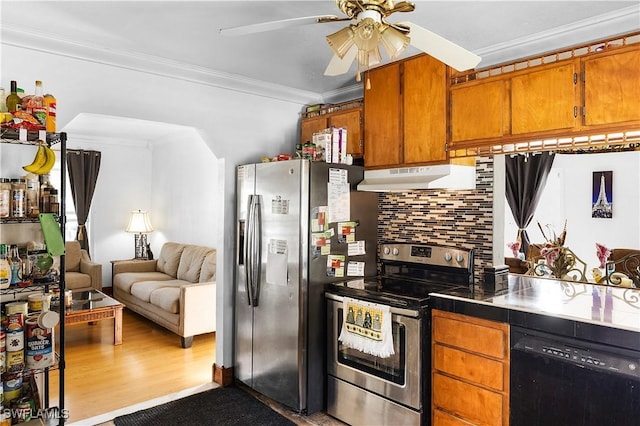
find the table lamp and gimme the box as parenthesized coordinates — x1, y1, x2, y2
(126, 210, 154, 259)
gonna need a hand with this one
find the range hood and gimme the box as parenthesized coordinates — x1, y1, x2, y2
(357, 164, 476, 192)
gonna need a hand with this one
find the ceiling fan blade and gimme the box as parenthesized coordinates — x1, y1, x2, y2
(220, 15, 346, 36)
(324, 44, 358, 76)
(398, 21, 481, 71)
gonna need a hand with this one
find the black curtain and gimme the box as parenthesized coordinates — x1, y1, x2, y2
(505, 152, 555, 257)
(67, 149, 101, 256)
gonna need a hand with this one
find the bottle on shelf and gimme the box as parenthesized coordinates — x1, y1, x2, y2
(0, 88, 6, 113)
(0, 244, 10, 289)
(9, 245, 22, 286)
(0, 178, 10, 218)
(25, 80, 46, 127)
(10, 178, 26, 218)
(5, 81, 21, 114)
(44, 92, 57, 133)
(49, 189, 59, 215)
(24, 173, 40, 218)
(39, 174, 52, 214)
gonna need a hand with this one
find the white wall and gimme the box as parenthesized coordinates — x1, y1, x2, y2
(504, 151, 640, 270)
(2, 44, 308, 371)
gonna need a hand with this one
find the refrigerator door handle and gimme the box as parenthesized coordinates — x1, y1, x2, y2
(250, 195, 262, 307)
(245, 195, 256, 306)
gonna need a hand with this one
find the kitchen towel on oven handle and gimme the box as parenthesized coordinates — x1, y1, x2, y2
(338, 297, 395, 358)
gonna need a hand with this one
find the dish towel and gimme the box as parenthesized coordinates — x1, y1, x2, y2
(338, 297, 395, 358)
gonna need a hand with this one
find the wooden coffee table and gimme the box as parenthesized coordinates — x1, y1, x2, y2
(65, 289, 125, 345)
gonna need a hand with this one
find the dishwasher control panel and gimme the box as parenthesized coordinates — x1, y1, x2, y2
(514, 336, 640, 379)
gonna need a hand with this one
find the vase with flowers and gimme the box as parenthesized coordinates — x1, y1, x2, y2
(533, 221, 587, 281)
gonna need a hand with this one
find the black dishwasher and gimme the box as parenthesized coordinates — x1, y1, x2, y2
(510, 326, 640, 426)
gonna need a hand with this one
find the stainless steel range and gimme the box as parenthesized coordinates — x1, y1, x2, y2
(325, 243, 474, 426)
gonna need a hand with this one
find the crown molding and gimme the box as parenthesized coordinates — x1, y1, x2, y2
(1, 24, 324, 106)
(2, 5, 638, 105)
(476, 6, 640, 67)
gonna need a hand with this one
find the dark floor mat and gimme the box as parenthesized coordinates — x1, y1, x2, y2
(113, 386, 297, 426)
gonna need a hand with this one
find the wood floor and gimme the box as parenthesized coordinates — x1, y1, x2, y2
(48, 309, 216, 424)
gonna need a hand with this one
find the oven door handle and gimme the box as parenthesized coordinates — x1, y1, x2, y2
(325, 292, 421, 318)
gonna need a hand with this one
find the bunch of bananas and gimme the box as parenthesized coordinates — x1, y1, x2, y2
(23, 140, 56, 175)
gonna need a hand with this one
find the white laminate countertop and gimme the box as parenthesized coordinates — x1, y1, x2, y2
(437, 274, 640, 333)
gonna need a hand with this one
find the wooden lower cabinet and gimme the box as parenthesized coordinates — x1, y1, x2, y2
(432, 309, 510, 426)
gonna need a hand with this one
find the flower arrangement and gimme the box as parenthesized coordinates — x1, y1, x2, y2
(595, 243, 611, 269)
(507, 241, 521, 258)
(537, 221, 575, 278)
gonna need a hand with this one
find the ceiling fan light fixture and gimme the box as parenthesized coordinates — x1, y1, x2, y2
(353, 17, 381, 51)
(380, 25, 410, 59)
(326, 26, 355, 59)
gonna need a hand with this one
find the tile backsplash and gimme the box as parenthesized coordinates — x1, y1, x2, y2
(377, 157, 494, 282)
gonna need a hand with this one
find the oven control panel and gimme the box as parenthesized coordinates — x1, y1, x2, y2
(380, 243, 473, 269)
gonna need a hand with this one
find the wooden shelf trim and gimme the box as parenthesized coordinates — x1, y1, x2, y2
(451, 31, 640, 84)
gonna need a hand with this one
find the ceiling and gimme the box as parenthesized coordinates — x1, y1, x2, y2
(2, 1, 639, 103)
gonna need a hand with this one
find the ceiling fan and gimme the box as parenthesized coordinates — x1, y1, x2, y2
(220, 0, 481, 78)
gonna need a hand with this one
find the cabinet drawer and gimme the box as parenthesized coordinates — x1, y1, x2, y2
(433, 408, 475, 426)
(432, 310, 507, 359)
(433, 372, 504, 426)
(433, 343, 505, 391)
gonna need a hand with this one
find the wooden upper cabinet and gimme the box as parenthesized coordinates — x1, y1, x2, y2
(300, 116, 327, 146)
(403, 55, 447, 164)
(329, 108, 363, 158)
(448, 37, 640, 151)
(450, 79, 506, 142)
(364, 62, 401, 168)
(583, 47, 640, 127)
(511, 62, 577, 134)
(299, 102, 363, 158)
(364, 54, 448, 168)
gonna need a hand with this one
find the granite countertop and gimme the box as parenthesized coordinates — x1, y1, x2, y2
(433, 274, 640, 334)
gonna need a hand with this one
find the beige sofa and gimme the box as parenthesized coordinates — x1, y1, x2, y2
(65, 240, 102, 292)
(112, 242, 216, 348)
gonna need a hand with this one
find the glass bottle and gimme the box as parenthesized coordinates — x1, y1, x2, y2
(9, 245, 22, 286)
(10, 178, 26, 218)
(39, 174, 52, 213)
(0, 178, 10, 218)
(49, 189, 59, 216)
(24, 173, 40, 218)
(6, 81, 21, 114)
(0, 244, 11, 289)
(0, 88, 6, 113)
(26, 80, 46, 127)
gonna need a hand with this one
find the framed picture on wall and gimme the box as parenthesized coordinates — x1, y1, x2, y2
(592, 171, 613, 218)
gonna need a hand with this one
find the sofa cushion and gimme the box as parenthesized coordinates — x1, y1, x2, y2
(65, 271, 91, 290)
(200, 250, 217, 283)
(149, 287, 181, 314)
(65, 241, 82, 272)
(156, 242, 186, 278)
(130, 280, 186, 303)
(177, 245, 212, 282)
(114, 272, 174, 295)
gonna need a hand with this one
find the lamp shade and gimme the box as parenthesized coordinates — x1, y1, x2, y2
(126, 210, 154, 234)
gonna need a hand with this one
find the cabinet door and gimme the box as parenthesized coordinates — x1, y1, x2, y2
(329, 108, 363, 158)
(432, 372, 505, 425)
(583, 48, 640, 127)
(511, 62, 577, 134)
(404, 55, 447, 164)
(364, 63, 401, 168)
(450, 79, 506, 142)
(300, 116, 328, 145)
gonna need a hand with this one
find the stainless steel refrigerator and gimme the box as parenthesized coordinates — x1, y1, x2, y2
(235, 159, 378, 414)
